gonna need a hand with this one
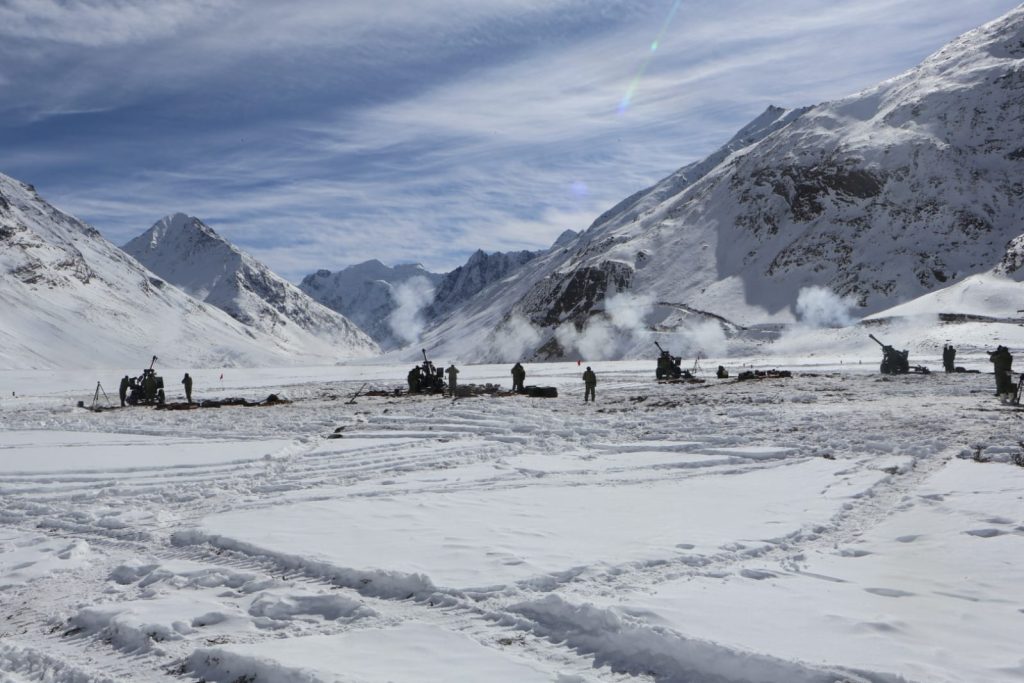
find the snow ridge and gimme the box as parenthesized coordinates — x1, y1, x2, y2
(0, 174, 353, 369)
(123, 213, 378, 359)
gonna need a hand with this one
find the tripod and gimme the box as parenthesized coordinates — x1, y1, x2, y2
(91, 382, 112, 411)
(691, 352, 704, 377)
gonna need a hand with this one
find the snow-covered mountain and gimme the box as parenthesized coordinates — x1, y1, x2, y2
(299, 261, 441, 349)
(123, 214, 378, 359)
(415, 5, 1024, 362)
(0, 174, 360, 370)
(428, 249, 542, 318)
(300, 248, 543, 349)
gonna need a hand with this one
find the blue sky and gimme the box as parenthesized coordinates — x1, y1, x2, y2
(1, 0, 1019, 281)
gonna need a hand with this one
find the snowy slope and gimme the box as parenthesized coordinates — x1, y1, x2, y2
(300, 260, 441, 349)
(123, 214, 378, 359)
(0, 173, 355, 370)
(3, 360, 1023, 682)
(418, 6, 1024, 362)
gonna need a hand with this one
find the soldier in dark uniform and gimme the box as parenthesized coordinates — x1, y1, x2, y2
(119, 375, 130, 407)
(583, 366, 596, 402)
(182, 372, 193, 404)
(144, 371, 157, 403)
(989, 345, 1013, 401)
(445, 364, 459, 396)
(716, 365, 729, 379)
(511, 362, 526, 393)
(407, 366, 421, 394)
(942, 344, 957, 373)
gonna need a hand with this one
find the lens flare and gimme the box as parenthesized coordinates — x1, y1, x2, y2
(618, 0, 683, 115)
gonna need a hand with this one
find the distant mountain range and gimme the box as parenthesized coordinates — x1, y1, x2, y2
(299, 247, 548, 350)
(4, 6, 1024, 369)
(0, 175, 375, 369)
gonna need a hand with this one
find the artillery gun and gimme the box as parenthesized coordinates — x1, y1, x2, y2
(654, 342, 691, 380)
(416, 349, 447, 394)
(127, 355, 166, 405)
(868, 335, 930, 375)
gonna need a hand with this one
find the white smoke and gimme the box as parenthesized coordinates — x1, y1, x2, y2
(387, 276, 435, 345)
(556, 317, 619, 360)
(605, 291, 655, 330)
(491, 314, 542, 361)
(673, 320, 728, 357)
(555, 291, 657, 360)
(795, 286, 858, 328)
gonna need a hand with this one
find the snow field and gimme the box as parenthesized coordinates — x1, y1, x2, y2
(1, 360, 1022, 682)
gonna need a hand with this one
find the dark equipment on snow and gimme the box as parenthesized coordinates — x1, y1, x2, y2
(654, 341, 690, 380)
(737, 369, 792, 381)
(346, 383, 367, 404)
(523, 385, 558, 398)
(415, 349, 447, 394)
(869, 334, 912, 375)
(126, 355, 165, 406)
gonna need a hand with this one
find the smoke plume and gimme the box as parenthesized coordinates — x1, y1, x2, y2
(555, 292, 657, 360)
(795, 286, 858, 328)
(491, 314, 542, 361)
(387, 276, 435, 345)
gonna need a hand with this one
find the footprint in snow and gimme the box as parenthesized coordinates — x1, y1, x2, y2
(965, 528, 1009, 538)
(740, 568, 776, 580)
(865, 587, 915, 598)
(895, 534, 921, 543)
(984, 516, 1013, 525)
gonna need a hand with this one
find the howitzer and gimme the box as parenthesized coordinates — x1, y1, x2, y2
(654, 341, 684, 380)
(417, 348, 446, 394)
(127, 355, 165, 405)
(868, 334, 911, 375)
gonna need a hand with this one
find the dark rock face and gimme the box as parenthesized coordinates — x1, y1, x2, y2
(429, 249, 541, 317)
(518, 261, 634, 327)
(996, 233, 1024, 278)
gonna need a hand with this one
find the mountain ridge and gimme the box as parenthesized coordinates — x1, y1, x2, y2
(123, 213, 378, 358)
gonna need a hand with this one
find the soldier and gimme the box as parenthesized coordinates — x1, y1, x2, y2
(716, 365, 729, 379)
(446, 364, 459, 396)
(407, 366, 421, 394)
(119, 375, 130, 407)
(582, 366, 596, 402)
(988, 345, 1014, 401)
(511, 362, 526, 393)
(942, 344, 957, 373)
(181, 372, 193, 404)
(144, 371, 157, 403)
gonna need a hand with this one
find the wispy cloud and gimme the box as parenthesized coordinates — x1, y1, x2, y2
(1, 0, 1019, 282)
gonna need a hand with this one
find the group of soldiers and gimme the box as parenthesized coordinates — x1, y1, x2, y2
(404, 360, 601, 402)
(944, 341, 1016, 403)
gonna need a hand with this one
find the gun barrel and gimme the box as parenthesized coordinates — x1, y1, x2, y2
(654, 341, 665, 353)
(868, 334, 885, 348)
(149, 355, 158, 370)
(421, 348, 428, 363)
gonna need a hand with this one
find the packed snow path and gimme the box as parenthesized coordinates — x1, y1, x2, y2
(1, 361, 1022, 682)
